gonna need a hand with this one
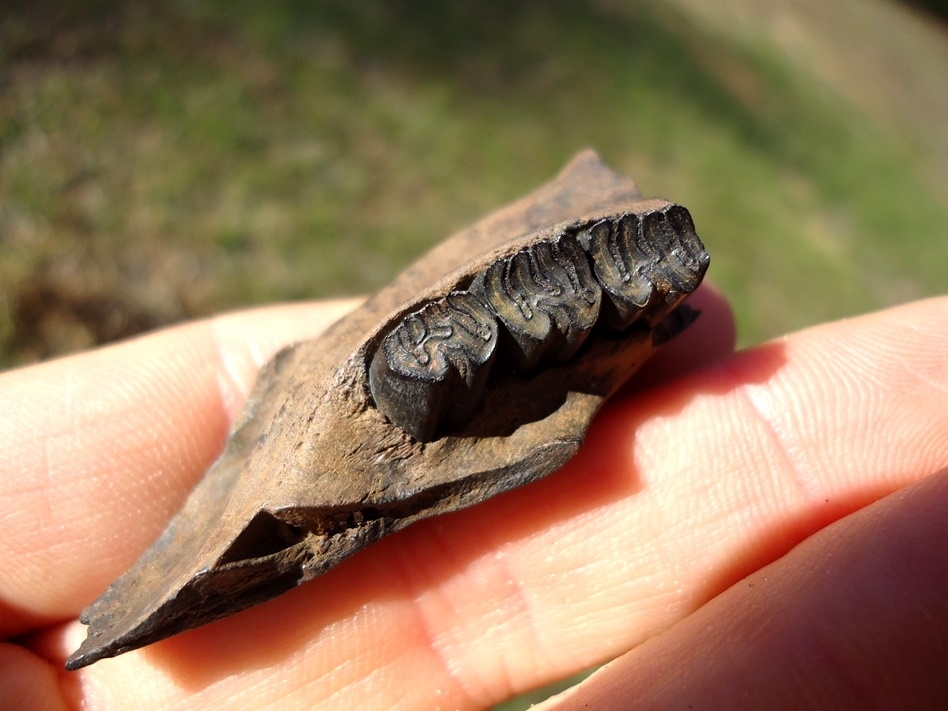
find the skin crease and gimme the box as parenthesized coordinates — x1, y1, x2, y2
(1, 284, 947, 710)
(535, 465, 948, 710)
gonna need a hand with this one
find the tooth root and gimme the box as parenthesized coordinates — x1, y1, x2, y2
(470, 233, 601, 370)
(369, 292, 498, 441)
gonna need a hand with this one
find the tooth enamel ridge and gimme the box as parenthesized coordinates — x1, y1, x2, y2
(368, 291, 498, 442)
(469, 232, 601, 370)
(578, 204, 710, 330)
(369, 203, 709, 441)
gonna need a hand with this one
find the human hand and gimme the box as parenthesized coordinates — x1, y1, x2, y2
(2, 286, 946, 710)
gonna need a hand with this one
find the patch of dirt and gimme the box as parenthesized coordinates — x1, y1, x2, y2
(4, 244, 209, 363)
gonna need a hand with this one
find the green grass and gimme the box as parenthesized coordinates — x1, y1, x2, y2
(1, 0, 946, 703)
(3, 0, 944, 366)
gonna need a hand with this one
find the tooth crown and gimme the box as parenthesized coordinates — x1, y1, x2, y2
(369, 292, 499, 442)
(369, 202, 709, 442)
(471, 232, 601, 371)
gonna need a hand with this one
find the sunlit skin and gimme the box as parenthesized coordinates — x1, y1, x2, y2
(2, 284, 947, 710)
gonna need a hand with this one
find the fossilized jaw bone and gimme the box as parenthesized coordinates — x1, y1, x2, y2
(65, 151, 709, 671)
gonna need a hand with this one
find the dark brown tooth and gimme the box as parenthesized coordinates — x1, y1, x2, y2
(660, 204, 711, 297)
(639, 206, 696, 301)
(581, 205, 709, 330)
(469, 233, 601, 371)
(369, 291, 498, 441)
(578, 216, 651, 331)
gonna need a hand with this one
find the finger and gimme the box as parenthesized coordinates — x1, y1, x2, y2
(537, 465, 948, 710)
(0, 299, 361, 635)
(0, 283, 731, 634)
(52, 296, 948, 710)
(0, 644, 69, 711)
(626, 280, 736, 387)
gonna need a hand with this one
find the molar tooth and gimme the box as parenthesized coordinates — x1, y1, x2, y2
(581, 205, 708, 330)
(579, 214, 655, 330)
(470, 233, 601, 371)
(369, 291, 498, 441)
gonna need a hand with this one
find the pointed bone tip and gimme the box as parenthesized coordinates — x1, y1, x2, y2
(65, 632, 115, 670)
(556, 149, 619, 184)
(65, 595, 199, 670)
(64, 534, 318, 670)
(560, 148, 603, 171)
(65, 598, 196, 670)
(65, 650, 94, 671)
(64, 586, 184, 670)
(65, 603, 146, 670)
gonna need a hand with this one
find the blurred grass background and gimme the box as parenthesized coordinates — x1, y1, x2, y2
(0, 0, 945, 704)
(2, 0, 945, 369)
